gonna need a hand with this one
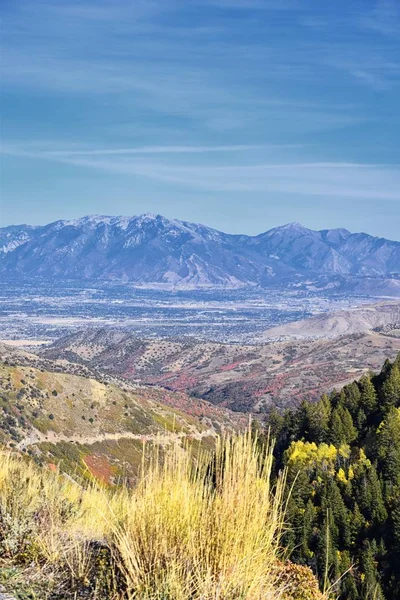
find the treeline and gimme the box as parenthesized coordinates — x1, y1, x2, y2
(263, 354, 400, 600)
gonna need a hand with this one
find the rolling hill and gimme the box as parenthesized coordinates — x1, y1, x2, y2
(41, 302, 400, 412)
(0, 344, 242, 483)
(259, 300, 400, 340)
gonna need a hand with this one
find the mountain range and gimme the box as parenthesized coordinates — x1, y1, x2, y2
(1, 214, 400, 292)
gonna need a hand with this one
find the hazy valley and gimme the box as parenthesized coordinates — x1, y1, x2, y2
(33, 301, 398, 412)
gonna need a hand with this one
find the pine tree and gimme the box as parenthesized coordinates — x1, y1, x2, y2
(340, 551, 359, 600)
(359, 540, 385, 600)
(264, 406, 284, 440)
(343, 382, 362, 418)
(300, 499, 316, 562)
(349, 502, 365, 546)
(353, 462, 387, 525)
(381, 365, 400, 411)
(377, 407, 400, 491)
(269, 355, 400, 599)
(355, 407, 367, 431)
(359, 375, 378, 414)
(329, 405, 357, 445)
(306, 394, 330, 443)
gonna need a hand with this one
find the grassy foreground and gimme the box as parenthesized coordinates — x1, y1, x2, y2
(0, 432, 324, 599)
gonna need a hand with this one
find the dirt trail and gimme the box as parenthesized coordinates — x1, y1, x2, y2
(17, 427, 216, 450)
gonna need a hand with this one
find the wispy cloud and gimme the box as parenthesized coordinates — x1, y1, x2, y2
(125, 162, 400, 201)
(19, 145, 274, 157)
(1, 0, 399, 235)
(360, 0, 400, 37)
(352, 70, 389, 90)
(4, 141, 398, 202)
(198, 0, 301, 9)
(5, 0, 395, 126)
(2, 143, 295, 158)
(323, 51, 400, 91)
(62, 159, 400, 200)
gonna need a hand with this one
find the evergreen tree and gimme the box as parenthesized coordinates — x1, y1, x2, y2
(340, 551, 359, 600)
(329, 405, 357, 445)
(359, 374, 378, 414)
(306, 394, 330, 443)
(377, 407, 400, 491)
(343, 382, 362, 418)
(359, 540, 385, 600)
(380, 365, 400, 411)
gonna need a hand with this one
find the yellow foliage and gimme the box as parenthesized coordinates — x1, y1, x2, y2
(337, 468, 348, 484)
(358, 448, 372, 468)
(338, 444, 351, 459)
(285, 440, 338, 473)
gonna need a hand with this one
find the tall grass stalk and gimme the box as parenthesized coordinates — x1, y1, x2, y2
(0, 432, 326, 599)
(115, 430, 287, 599)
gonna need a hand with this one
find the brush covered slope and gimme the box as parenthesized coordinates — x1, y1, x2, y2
(0, 345, 242, 483)
(0, 432, 324, 600)
(43, 308, 400, 412)
(266, 353, 400, 600)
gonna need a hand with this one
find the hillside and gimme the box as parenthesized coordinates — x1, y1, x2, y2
(42, 321, 400, 412)
(1, 214, 399, 293)
(0, 348, 242, 483)
(259, 300, 400, 340)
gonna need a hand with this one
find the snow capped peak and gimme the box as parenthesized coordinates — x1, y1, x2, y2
(130, 213, 179, 228)
(319, 227, 352, 246)
(79, 215, 115, 226)
(39, 213, 209, 233)
(280, 222, 308, 231)
(260, 222, 311, 239)
(134, 212, 159, 222)
(52, 215, 118, 229)
(47, 213, 180, 234)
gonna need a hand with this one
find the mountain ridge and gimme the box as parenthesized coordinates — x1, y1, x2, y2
(1, 214, 399, 291)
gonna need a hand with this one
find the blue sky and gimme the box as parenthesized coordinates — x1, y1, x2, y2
(1, 0, 399, 238)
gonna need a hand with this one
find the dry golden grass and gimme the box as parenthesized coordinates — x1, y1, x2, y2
(115, 432, 287, 599)
(0, 433, 326, 599)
